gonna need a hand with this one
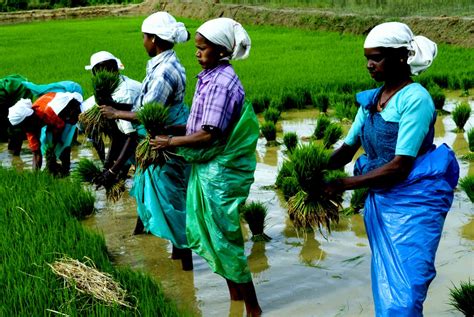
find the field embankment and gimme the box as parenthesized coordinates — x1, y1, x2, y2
(0, 0, 473, 47)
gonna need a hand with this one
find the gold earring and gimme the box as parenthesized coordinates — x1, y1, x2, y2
(152, 38, 155, 43)
(220, 53, 224, 57)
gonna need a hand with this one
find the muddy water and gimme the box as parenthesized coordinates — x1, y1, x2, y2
(1, 98, 473, 317)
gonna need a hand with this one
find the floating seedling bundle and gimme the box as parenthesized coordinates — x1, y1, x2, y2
(448, 279, 473, 317)
(240, 201, 272, 242)
(287, 143, 345, 232)
(283, 132, 298, 153)
(72, 158, 126, 202)
(135, 102, 170, 169)
(79, 70, 120, 139)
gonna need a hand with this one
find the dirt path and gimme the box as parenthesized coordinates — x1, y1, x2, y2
(1, 0, 472, 47)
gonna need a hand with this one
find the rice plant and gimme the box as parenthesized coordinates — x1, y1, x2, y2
(261, 121, 277, 143)
(428, 84, 446, 110)
(263, 107, 281, 124)
(334, 101, 358, 122)
(313, 93, 330, 113)
(314, 115, 331, 140)
(459, 175, 474, 203)
(343, 187, 369, 216)
(92, 70, 120, 105)
(283, 132, 298, 153)
(251, 95, 270, 114)
(240, 201, 272, 242)
(44, 145, 61, 176)
(135, 102, 170, 169)
(448, 279, 474, 317)
(281, 176, 300, 200)
(323, 123, 343, 148)
(287, 143, 345, 231)
(452, 102, 472, 132)
(281, 91, 305, 110)
(468, 128, 474, 152)
(275, 160, 295, 188)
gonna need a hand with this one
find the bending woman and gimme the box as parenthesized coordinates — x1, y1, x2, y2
(150, 18, 262, 316)
(324, 22, 459, 316)
(99, 12, 192, 270)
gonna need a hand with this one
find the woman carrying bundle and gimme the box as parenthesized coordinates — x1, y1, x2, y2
(323, 22, 459, 316)
(150, 18, 262, 316)
(8, 92, 83, 173)
(99, 12, 192, 270)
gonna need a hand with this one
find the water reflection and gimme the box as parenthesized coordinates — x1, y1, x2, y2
(452, 132, 469, 155)
(248, 242, 270, 275)
(434, 114, 446, 138)
(461, 217, 474, 241)
(350, 214, 367, 238)
(261, 144, 279, 167)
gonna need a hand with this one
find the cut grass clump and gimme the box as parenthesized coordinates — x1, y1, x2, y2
(314, 115, 331, 140)
(428, 84, 446, 110)
(448, 279, 473, 317)
(263, 106, 281, 124)
(323, 123, 343, 149)
(313, 93, 330, 113)
(287, 143, 345, 232)
(468, 128, 474, 152)
(240, 201, 272, 242)
(0, 167, 185, 316)
(261, 120, 277, 144)
(135, 102, 170, 169)
(452, 102, 471, 132)
(459, 175, 474, 203)
(283, 132, 298, 153)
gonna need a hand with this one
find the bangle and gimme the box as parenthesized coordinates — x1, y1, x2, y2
(167, 135, 173, 146)
(108, 168, 116, 175)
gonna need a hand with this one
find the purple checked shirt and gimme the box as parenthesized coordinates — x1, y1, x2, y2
(186, 63, 245, 136)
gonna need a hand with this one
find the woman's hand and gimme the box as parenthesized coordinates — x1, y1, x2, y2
(322, 178, 346, 196)
(99, 105, 117, 119)
(150, 135, 172, 150)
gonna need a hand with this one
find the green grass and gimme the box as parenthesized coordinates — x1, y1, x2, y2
(448, 279, 474, 316)
(0, 167, 187, 316)
(452, 102, 472, 132)
(283, 131, 298, 153)
(261, 120, 277, 142)
(459, 175, 474, 203)
(1, 17, 472, 109)
(468, 128, 474, 152)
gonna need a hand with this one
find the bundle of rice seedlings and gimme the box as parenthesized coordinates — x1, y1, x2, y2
(468, 128, 474, 152)
(343, 187, 369, 216)
(335, 102, 358, 122)
(283, 132, 298, 153)
(448, 279, 473, 317)
(105, 179, 126, 203)
(48, 256, 132, 308)
(251, 95, 270, 114)
(72, 158, 101, 183)
(287, 143, 345, 231)
(261, 121, 277, 143)
(263, 107, 281, 124)
(240, 201, 271, 242)
(314, 115, 331, 140)
(44, 145, 60, 175)
(275, 160, 295, 188)
(323, 123, 343, 149)
(79, 70, 120, 139)
(281, 176, 300, 201)
(313, 93, 330, 113)
(452, 102, 472, 132)
(135, 102, 170, 169)
(428, 84, 445, 110)
(459, 175, 474, 203)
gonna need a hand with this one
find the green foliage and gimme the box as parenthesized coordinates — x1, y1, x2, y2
(263, 106, 281, 124)
(291, 143, 330, 194)
(428, 84, 446, 110)
(72, 158, 101, 183)
(1, 0, 142, 12)
(459, 175, 474, 203)
(448, 279, 474, 317)
(251, 95, 270, 114)
(275, 160, 295, 188)
(313, 93, 330, 113)
(334, 101, 358, 122)
(261, 121, 277, 142)
(344, 187, 369, 216)
(323, 123, 343, 148)
(136, 102, 169, 137)
(240, 201, 272, 242)
(281, 176, 300, 200)
(0, 167, 184, 316)
(468, 128, 474, 152)
(283, 132, 298, 153)
(314, 115, 331, 140)
(452, 102, 471, 132)
(281, 91, 305, 110)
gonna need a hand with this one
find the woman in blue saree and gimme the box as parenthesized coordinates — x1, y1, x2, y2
(324, 22, 459, 316)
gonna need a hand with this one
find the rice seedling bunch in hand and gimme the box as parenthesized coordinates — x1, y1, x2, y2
(323, 123, 343, 149)
(459, 175, 474, 203)
(135, 102, 169, 169)
(72, 158, 101, 183)
(79, 70, 120, 139)
(283, 132, 298, 153)
(448, 279, 473, 317)
(452, 101, 471, 132)
(314, 115, 331, 140)
(287, 143, 345, 231)
(240, 201, 271, 242)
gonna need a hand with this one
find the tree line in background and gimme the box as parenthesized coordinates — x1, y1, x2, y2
(0, 0, 141, 12)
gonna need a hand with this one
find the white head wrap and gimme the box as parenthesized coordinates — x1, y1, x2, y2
(48, 92, 83, 116)
(364, 22, 437, 75)
(197, 18, 251, 61)
(8, 98, 34, 126)
(141, 12, 188, 44)
(85, 51, 124, 71)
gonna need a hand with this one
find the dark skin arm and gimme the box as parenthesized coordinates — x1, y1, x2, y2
(149, 129, 213, 150)
(327, 142, 361, 170)
(108, 133, 138, 173)
(99, 105, 138, 122)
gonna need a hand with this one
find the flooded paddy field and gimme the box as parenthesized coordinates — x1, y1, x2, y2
(1, 99, 472, 317)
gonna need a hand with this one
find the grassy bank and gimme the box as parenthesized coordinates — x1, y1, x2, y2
(0, 17, 472, 107)
(0, 167, 187, 316)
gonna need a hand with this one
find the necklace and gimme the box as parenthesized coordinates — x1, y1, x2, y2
(377, 80, 412, 111)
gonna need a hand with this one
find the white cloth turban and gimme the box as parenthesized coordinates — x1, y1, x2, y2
(48, 92, 83, 115)
(197, 18, 251, 61)
(85, 51, 124, 71)
(8, 98, 34, 126)
(141, 12, 188, 44)
(364, 22, 437, 75)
